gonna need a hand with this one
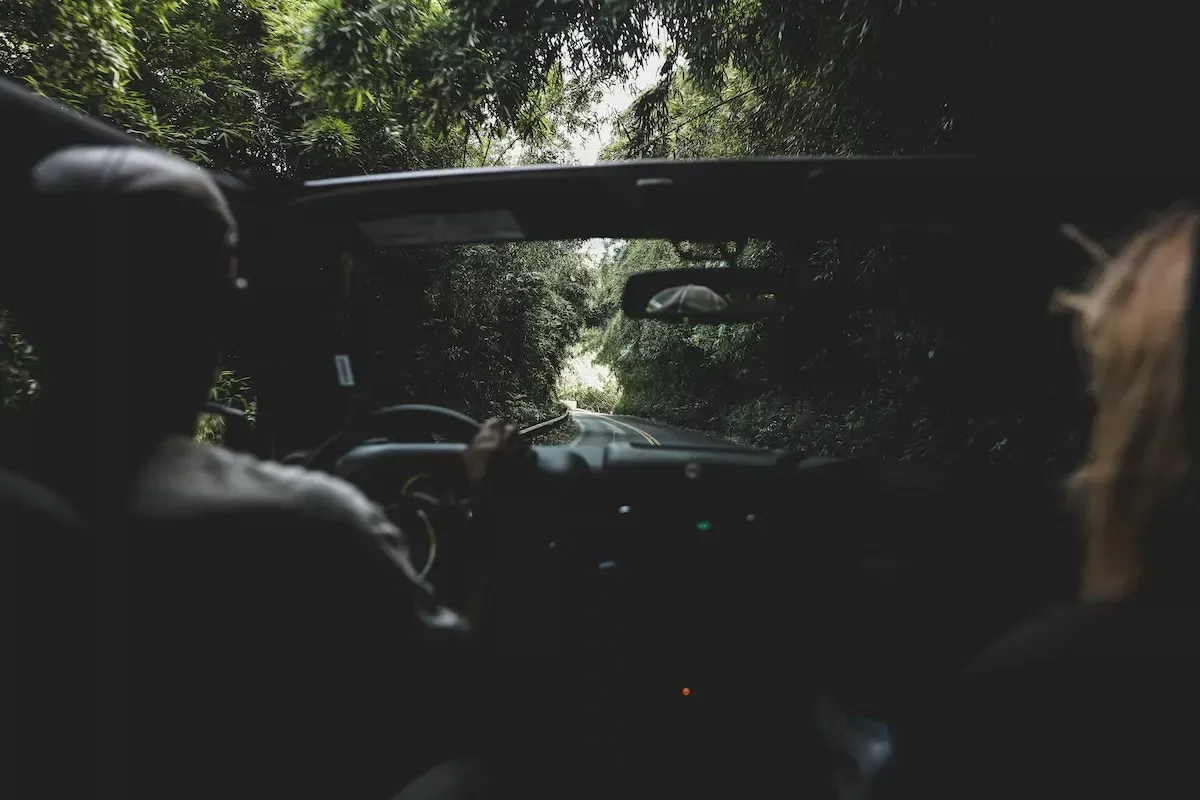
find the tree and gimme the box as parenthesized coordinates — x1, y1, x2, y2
(0, 0, 1176, 465)
(0, 0, 593, 444)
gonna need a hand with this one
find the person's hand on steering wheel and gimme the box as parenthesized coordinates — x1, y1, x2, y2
(462, 418, 527, 484)
(459, 418, 534, 632)
(462, 418, 536, 513)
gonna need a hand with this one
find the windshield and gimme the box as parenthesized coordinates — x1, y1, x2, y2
(353, 227, 1089, 468)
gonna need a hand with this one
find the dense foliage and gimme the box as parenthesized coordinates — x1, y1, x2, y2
(0, 310, 38, 416)
(1, 0, 1184, 464)
(365, 242, 590, 425)
(589, 238, 955, 460)
(557, 332, 620, 414)
(0, 0, 594, 441)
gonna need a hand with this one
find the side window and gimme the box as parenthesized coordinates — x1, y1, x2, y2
(195, 370, 257, 445)
(0, 309, 40, 420)
(0, 307, 253, 449)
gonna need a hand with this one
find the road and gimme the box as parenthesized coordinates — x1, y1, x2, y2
(570, 410, 733, 448)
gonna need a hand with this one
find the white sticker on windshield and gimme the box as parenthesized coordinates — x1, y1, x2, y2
(358, 210, 525, 246)
(333, 354, 356, 387)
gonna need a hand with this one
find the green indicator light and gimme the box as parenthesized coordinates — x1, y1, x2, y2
(696, 520, 711, 532)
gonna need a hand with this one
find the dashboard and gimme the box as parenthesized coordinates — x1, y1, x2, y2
(334, 439, 1078, 789)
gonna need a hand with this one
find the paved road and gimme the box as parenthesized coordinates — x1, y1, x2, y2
(571, 411, 733, 448)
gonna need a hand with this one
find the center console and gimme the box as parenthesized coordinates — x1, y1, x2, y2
(561, 445, 827, 783)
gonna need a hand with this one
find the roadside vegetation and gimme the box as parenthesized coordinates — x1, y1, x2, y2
(0, 2, 1176, 466)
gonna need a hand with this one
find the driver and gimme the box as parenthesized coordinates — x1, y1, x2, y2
(19, 143, 521, 525)
(14, 145, 511, 796)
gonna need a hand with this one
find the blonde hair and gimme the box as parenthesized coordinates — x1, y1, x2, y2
(1053, 208, 1200, 600)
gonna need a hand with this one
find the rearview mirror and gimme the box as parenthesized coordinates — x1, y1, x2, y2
(621, 268, 785, 323)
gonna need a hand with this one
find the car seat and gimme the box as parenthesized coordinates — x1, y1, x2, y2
(1, 468, 96, 799)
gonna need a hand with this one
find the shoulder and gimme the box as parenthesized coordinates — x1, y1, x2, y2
(964, 600, 1124, 686)
(135, 436, 386, 526)
(133, 436, 469, 632)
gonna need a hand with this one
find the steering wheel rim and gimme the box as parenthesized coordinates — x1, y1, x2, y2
(303, 404, 481, 474)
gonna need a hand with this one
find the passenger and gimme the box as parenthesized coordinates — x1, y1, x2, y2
(1053, 210, 1200, 601)
(963, 207, 1200, 799)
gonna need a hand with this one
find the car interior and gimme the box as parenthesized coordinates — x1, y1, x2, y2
(4, 77, 1200, 798)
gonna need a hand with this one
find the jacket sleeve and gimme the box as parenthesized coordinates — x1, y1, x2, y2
(130, 439, 492, 793)
(293, 466, 493, 769)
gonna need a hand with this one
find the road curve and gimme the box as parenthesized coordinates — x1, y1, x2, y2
(570, 411, 733, 448)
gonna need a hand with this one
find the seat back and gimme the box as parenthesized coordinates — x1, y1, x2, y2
(963, 592, 1200, 799)
(1, 469, 95, 799)
(110, 504, 472, 800)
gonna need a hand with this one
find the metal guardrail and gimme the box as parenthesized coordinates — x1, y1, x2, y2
(519, 410, 570, 435)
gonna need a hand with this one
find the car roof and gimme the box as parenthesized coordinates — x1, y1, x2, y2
(295, 157, 1200, 247)
(6, 77, 1200, 249)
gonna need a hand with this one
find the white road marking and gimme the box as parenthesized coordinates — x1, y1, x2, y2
(570, 411, 660, 446)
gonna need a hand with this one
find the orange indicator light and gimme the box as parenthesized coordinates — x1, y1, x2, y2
(681, 687, 692, 697)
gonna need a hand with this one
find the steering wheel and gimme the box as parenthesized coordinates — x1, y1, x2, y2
(303, 404, 481, 475)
